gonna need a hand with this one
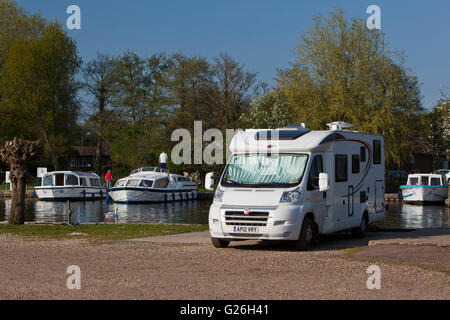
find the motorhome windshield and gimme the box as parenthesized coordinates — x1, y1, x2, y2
(221, 153, 308, 188)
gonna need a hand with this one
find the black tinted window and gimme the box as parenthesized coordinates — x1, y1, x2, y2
(360, 146, 366, 162)
(373, 140, 381, 165)
(335, 155, 348, 182)
(307, 155, 323, 190)
(352, 155, 360, 174)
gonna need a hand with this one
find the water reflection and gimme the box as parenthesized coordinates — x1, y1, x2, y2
(375, 202, 449, 229)
(0, 199, 210, 225)
(0, 199, 448, 229)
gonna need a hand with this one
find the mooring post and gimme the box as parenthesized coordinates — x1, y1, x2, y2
(66, 200, 72, 225)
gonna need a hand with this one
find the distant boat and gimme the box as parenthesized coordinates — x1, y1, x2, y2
(107, 167, 198, 204)
(34, 171, 106, 201)
(400, 173, 448, 204)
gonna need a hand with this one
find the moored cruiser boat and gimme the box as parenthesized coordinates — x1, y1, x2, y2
(34, 171, 106, 201)
(108, 167, 198, 204)
(400, 173, 448, 204)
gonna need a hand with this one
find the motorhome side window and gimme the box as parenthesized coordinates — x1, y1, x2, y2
(360, 147, 366, 162)
(307, 155, 323, 190)
(335, 155, 348, 182)
(352, 155, 360, 174)
(373, 140, 381, 165)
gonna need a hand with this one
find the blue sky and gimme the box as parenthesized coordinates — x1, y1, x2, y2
(15, 0, 450, 108)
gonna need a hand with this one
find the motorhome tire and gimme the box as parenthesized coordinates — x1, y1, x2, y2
(352, 215, 368, 238)
(211, 237, 230, 248)
(295, 217, 315, 251)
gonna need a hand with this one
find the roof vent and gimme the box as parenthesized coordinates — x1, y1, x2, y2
(327, 121, 353, 131)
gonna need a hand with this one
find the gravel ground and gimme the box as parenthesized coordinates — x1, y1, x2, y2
(0, 234, 448, 300)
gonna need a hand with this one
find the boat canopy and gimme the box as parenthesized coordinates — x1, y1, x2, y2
(114, 174, 195, 189)
(406, 174, 447, 187)
(41, 171, 102, 187)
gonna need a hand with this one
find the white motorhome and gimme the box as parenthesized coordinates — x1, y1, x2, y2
(205, 122, 385, 250)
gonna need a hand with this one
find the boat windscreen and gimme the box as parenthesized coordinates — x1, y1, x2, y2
(139, 180, 154, 188)
(126, 179, 140, 187)
(90, 178, 100, 186)
(42, 174, 53, 186)
(115, 180, 126, 187)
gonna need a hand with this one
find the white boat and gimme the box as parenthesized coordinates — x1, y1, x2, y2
(34, 171, 106, 201)
(433, 169, 450, 183)
(400, 174, 448, 204)
(108, 167, 198, 204)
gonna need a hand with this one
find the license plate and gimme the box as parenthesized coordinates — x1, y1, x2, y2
(233, 226, 259, 233)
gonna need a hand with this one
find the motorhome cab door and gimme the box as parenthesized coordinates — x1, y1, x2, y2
(305, 153, 327, 228)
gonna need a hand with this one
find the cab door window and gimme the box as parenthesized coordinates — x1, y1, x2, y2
(307, 155, 323, 191)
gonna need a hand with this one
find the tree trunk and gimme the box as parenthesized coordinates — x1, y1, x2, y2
(1, 138, 42, 225)
(8, 164, 27, 225)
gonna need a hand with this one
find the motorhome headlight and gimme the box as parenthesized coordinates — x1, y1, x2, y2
(280, 187, 301, 203)
(213, 186, 225, 203)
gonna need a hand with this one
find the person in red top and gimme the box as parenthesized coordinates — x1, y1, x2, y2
(105, 170, 112, 188)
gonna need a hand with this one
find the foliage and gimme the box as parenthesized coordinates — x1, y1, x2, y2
(276, 9, 423, 168)
(240, 89, 293, 128)
(0, 4, 82, 169)
(425, 97, 450, 158)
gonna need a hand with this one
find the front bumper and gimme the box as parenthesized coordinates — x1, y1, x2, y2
(209, 202, 303, 241)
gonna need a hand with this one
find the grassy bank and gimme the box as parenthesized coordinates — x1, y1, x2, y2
(0, 224, 208, 241)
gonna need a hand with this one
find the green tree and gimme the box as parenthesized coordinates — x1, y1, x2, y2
(109, 52, 173, 171)
(167, 53, 214, 132)
(240, 89, 293, 129)
(277, 9, 423, 167)
(426, 97, 450, 158)
(82, 52, 119, 175)
(0, 0, 46, 142)
(0, 22, 82, 169)
(210, 53, 258, 130)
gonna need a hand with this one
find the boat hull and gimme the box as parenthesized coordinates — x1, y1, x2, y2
(108, 187, 198, 204)
(400, 186, 448, 204)
(35, 187, 107, 201)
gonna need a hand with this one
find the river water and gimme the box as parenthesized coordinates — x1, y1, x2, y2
(0, 199, 449, 229)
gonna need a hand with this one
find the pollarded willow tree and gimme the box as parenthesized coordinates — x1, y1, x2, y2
(0, 138, 41, 224)
(277, 9, 423, 168)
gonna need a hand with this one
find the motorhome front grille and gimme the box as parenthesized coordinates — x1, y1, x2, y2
(224, 211, 269, 227)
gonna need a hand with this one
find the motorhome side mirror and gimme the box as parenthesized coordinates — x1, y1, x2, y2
(319, 173, 330, 192)
(205, 172, 217, 191)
